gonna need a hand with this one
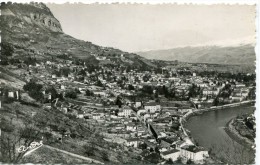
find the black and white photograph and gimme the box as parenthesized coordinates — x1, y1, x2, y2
(0, 1, 257, 164)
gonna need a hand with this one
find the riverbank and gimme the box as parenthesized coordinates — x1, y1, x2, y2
(181, 100, 255, 141)
(180, 100, 255, 156)
(182, 101, 255, 164)
(224, 118, 255, 149)
(181, 100, 255, 124)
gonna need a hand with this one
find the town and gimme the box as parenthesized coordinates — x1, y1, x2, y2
(0, 55, 255, 164)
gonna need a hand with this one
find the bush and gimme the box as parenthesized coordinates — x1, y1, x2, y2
(0, 119, 14, 132)
(1, 42, 14, 56)
(101, 151, 109, 161)
(65, 90, 77, 99)
(23, 81, 43, 101)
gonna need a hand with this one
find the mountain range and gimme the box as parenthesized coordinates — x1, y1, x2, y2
(137, 44, 255, 65)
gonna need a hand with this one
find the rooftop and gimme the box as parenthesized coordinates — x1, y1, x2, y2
(181, 145, 205, 153)
(161, 149, 180, 155)
(145, 102, 160, 106)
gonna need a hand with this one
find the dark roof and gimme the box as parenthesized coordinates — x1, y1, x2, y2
(145, 102, 160, 106)
(181, 145, 205, 153)
(161, 137, 178, 144)
(161, 149, 180, 155)
(126, 138, 139, 142)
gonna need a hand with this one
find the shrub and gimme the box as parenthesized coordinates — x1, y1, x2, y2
(65, 90, 77, 99)
(23, 81, 43, 101)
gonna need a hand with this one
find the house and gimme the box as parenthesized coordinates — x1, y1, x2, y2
(231, 96, 244, 102)
(144, 102, 161, 113)
(158, 139, 172, 152)
(51, 74, 57, 79)
(92, 113, 101, 120)
(8, 91, 14, 98)
(123, 106, 132, 117)
(126, 122, 137, 131)
(202, 89, 219, 96)
(137, 109, 146, 116)
(125, 138, 139, 147)
(118, 109, 124, 117)
(180, 145, 209, 162)
(61, 107, 68, 114)
(135, 101, 142, 108)
(241, 91, 249, 97)
(93, 90, 108, 97)
(77, 111, 84, 119)
(61, 85, 66, 90)
(236, 83, 246, 88)
(161, 149, 181, 162)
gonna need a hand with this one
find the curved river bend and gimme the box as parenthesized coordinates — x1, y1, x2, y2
(185, 105, 255, 163)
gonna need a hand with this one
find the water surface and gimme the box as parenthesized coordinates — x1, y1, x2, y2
(185, 105, 255, 163)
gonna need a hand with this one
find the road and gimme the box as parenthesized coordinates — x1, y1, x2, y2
(44, 145, 104, 164)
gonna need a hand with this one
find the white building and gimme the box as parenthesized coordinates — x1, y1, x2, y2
(126, 123, 137, 131)
(180, 146, 209, 162)
(135, 101, 142, 108)
(92, 114, 101, 120)
(8, 92, 14, 98)
(93, 90, 108, 97)
(125, 138, 139, 147)
(123, 106, 132, 117)
(236, 83, 246, 88)
(144, 102, 161, 113)
(161, 149, 181, 162)
(202, 89, 219, 96)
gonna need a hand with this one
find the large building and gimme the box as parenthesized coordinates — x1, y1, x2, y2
(144, 102, 161, 113)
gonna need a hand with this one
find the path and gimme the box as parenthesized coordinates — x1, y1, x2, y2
(44, 145, 104, 164)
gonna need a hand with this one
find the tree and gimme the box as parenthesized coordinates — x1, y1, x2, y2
(0, 124, 42, 163)
(165, 158, 174, 164)
(186, 159, 192, 164)
(139, 143, 147, 150)
(96, 80, 103, 87)
(101, 151, 109, 161)
(60, 67, 70, 77)
(128, 84, 135, 90)
(213, 97, 219, 106)
(1, 42, 14, 56)
(142, 85, 153, 95)
(83, 144, 96, 156)
(85, 89, 94, 96)
(23, 81, 43, 101)
(65, 90, 77, 99)
(115, 96, 123, 108)
(188, 84, 198, 98)
(46, 86, 58, 101)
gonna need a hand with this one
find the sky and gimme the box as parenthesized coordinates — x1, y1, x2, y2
(47, 4, 256, 52)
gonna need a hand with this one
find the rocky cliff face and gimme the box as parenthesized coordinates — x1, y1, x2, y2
(1, 2, 62, 32)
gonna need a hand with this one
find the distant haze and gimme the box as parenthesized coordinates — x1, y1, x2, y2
(47, 4, 255, 52)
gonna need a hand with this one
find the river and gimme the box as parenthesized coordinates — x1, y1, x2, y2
(185, 104, 255, 164)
